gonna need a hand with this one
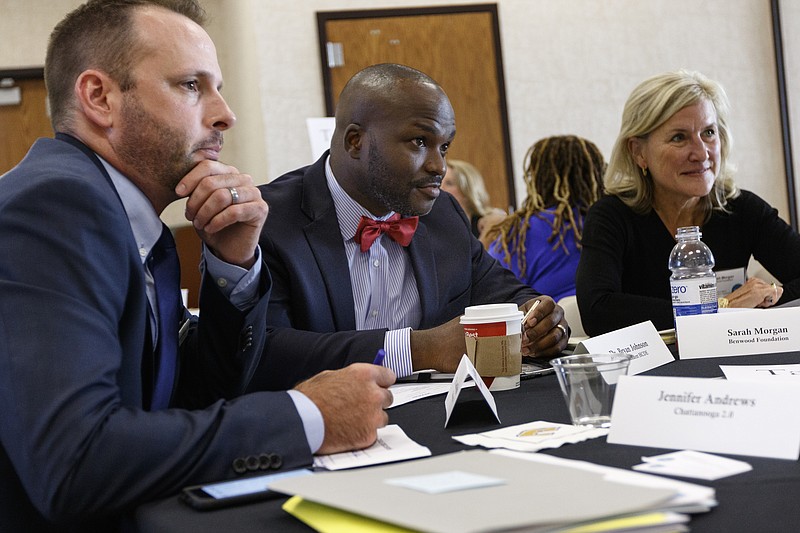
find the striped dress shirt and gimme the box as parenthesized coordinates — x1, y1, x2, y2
(325, 159, 418, 376)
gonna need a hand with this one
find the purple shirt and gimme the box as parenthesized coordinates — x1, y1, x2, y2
(488, 208, 581, 302)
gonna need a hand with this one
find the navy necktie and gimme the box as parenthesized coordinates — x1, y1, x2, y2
(148, 224, 182, 410)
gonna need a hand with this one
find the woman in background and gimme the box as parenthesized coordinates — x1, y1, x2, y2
(577, 70, 800, 336)
(484, 135, 605, 301)
(441, 159, 506, 241)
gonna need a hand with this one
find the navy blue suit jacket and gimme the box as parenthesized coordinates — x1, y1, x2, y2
(0, 135, 311, 531)
(249, 153, 537, 391)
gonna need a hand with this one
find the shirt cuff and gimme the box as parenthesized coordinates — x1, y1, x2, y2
(287, 390, 324, 454)
(383, 328, 414, 378)
(201, 244, 262, 310)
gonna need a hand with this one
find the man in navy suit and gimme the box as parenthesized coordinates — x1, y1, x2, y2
(250, 64, 569, 391)
(0, 1, 393, 530)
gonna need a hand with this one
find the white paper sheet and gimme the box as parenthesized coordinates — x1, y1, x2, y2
(312, 424, 431, 470)
(453, 420, 608, 452)
(633, 450, 751, 480)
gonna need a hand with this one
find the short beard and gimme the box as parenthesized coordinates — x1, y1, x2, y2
(366, 142, 427, 216)
(116, 92, 197, 195)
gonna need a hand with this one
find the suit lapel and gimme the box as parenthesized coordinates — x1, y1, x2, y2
(55, 133, 147, 407)
(300, 158, 358, 331)
(407, 220, 440, 328)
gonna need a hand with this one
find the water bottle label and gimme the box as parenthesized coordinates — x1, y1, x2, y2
(671, 277, 718, 316)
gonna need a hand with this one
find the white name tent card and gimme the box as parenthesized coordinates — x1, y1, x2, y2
(720, 363, 800, 382)
(444, 354, 500, 427)
(574, 320, 674, 375)
(676, 307, 800, 359)
(608, 375, 800, 460)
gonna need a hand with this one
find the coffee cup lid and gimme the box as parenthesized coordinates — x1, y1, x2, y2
(460, 303, 523, 324)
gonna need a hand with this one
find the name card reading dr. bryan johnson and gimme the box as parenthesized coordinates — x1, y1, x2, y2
(573, 321, 674, 375)
(608, 375, 800, 459)
(675, 307, 800, 359)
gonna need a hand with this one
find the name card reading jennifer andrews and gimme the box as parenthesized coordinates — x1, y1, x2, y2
(608, 375, 800, 460)
(675, 307, 800, 359)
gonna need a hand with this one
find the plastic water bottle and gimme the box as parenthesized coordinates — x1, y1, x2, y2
(668, 226, 717, 319)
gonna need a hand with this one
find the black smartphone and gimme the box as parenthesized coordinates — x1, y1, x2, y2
(180, 468, 313, 511)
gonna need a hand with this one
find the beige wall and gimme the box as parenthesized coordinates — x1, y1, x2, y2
(781, 0, 800, 214)
(1, 0, 793, 229)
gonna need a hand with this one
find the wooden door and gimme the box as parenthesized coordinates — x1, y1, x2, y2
(0, 71, 52, 174)
(318, 4, 516, 210)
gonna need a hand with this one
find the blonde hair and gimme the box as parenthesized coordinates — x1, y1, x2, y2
(605, 69, 738, 216)
(487, 135, 605, 274)
(445, 159, 496, 217)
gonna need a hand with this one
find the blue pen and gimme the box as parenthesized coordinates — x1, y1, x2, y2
(373, 348, 386, 366)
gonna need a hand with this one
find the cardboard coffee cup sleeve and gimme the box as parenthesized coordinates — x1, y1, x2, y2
(465, 333, 522, 377)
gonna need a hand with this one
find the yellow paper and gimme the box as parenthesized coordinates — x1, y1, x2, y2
(283, 497, 684, 533)
(561, 512, 680, 532)
(282, 496, 417, 533)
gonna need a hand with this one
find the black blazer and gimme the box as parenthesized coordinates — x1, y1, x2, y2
(249, 152, 536, 391)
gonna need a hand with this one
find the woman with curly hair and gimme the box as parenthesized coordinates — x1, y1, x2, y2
(484, 135, 605, 301)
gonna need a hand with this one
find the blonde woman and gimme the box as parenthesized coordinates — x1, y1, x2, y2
(440, 159, 506, 240)
(577, 70, 800, 335)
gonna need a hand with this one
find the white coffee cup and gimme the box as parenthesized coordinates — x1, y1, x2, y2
(460, 303, 523, 391)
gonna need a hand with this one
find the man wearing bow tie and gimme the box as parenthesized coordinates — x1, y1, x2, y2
(249, 64, 569, 391)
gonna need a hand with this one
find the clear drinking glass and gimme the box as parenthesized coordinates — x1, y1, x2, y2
(550, 354, 631, 428)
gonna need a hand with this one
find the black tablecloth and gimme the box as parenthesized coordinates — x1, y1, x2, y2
(132, 352, 800, 532)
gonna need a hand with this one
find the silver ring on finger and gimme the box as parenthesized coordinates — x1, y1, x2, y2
(228, 187, 239, 205)
(555, 323, 568, 338)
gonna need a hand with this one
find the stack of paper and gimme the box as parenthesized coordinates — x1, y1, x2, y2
(271, 449, 715, 533)
(283, 499, 691, 533)
(492, 450, 716, 515)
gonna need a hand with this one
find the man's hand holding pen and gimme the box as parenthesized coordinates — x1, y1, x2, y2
(295, 363, 396, 455)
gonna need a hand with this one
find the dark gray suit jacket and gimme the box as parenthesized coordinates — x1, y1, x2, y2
(0, 135, 311, 532)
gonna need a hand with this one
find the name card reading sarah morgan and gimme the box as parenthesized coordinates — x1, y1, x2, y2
(608, 375, 800, 460)
(675, 307, 800, 359)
